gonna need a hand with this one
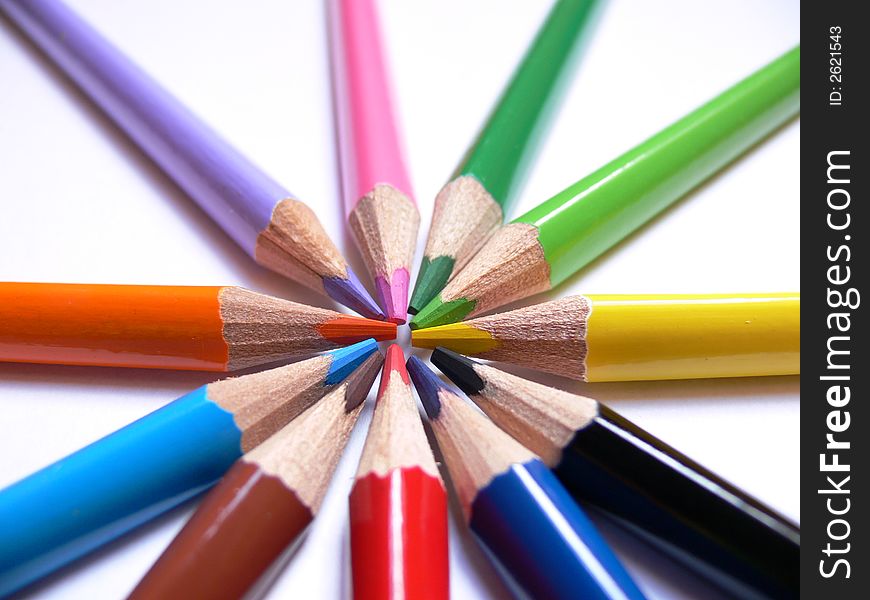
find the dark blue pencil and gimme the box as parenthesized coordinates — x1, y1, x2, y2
(406, 356, 645, 600)
(0, 340, 380, 596)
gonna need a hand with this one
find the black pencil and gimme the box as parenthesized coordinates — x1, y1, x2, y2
(431, 348, 800, 599)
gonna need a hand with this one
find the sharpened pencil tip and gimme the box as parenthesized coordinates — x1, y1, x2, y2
(322, 268, 386, 320)
(343, 351, 384, 411)
(374, 268, 409, 324)
(411, 322, 498, 353)
(409, 256, 455, 315)
(318, 316, 397, 344)
(407, 355, 458, 419)
(325, 338, 379, 384)
(431, 348, 486, 395)
(409, 295, 476, 330)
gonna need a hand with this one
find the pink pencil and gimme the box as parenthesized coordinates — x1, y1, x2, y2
(330, 0, 420, 324)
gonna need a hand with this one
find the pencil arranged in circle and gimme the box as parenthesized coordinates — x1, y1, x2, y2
(431, 349, 801, 599)
(409, 0, 599, 314)
(0, 0, 383, 319)
(0, 339, 379, 597)
(130, 351, 382, 600)
(410, 46, 801, 329)
(0, 283, 396, 371)
(350, 346, 449, 600)
(406, 356, 645, 600)
(413, 293, 800, 382)
(330, 0, 419, 323)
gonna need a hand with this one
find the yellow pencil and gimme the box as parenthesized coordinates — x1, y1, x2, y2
(412, 293, 800, 382)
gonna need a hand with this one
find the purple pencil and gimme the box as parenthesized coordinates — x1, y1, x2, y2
(0, 0, 383, 319)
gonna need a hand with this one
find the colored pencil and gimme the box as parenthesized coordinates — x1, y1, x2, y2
(330, 0, 419, 323)
(410, 46, 801, 329)
(0, 339, 378, 596)
(350, 346, 448, 600)
(406, 356, 645, 600)
(0, 282, 396, 371)
(0, 0, 383, 319)
(432, 348, 801, 599)
(409, 0, 599, 314)
(130, 351, 383, 600)
(413, 293, 800, 382)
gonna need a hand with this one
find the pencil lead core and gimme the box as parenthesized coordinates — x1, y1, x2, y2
(343, 352, 384, 411)
(409, 256, 455, 315)
(431, 348, 486, 395)
(374, 268, 409, 324)
(409, 296, 476, 330)
(406, 356, 451, 419)
(322, 268, 385, 321)
(325, 338, 379, 384)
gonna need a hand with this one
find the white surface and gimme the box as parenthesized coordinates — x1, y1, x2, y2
(0, 0, 799, 598)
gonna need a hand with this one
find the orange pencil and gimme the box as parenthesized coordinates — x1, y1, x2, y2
(0, 283, 396, 371)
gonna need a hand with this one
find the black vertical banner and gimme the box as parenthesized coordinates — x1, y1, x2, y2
(801, 2, 868, 598)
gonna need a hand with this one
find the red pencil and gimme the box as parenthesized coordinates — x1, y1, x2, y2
(349, 345, 449, 599)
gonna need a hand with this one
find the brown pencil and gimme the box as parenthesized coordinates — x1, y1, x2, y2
(129, 351, 383, 600)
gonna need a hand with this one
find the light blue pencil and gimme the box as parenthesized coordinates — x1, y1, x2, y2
(0, 339, 381, 596)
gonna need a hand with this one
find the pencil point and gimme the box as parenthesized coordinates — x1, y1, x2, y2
(343, 351, 384, 411)
(407, 355, 457, 419)
(325, 338, 379, 384)
(323, 268, 385, 321)
(409, 296, 476, 330)
(380, 344, 410, 391)
(409, 256, 455, 315)
(431, 348, 486, 395)
(411, 322, 498, 353)
(317, 316, 397, 344)
(374, 268, 409, 324)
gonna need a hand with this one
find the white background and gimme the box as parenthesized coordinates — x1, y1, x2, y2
(0, 0, 799, 598)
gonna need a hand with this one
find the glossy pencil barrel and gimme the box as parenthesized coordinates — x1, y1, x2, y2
(583, 293, 799, 381)
(330, 0, 413, 212)
(350, 468, 449, 600)
(458, 0, 597, 209)
(409, 0, 598, 313)
(0, 340, 376, 595)
(330, 0, 419, 322)
(1, 0, 286, 254)
(471, 459, 644, 600)
(0, 283, 396, 371)
(0, 283, 226, 370)
(130, 462, 312, 600)
(517, 47, 800, 285)
(556, 407, 800, 598)
(0, 388, 242, 596)
(413, 293, 800, 381)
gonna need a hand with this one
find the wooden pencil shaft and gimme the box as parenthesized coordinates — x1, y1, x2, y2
(470, 459, 645, 600)
(350, 468, 449, 600)
(457, 0, 598, 210)
(350, 347, 449, 599)
(0, 0, 285, 255)
(409, 0, 597, 314)
(129, 462, 313, 600)
(0, 341, 376, 595)
(410, 47, 801, 330)
(0, 283, 395, 371)
(1, 0, 384, 318)
(415, 293, 800, 381)
(331, 0, 419, 321)
(558, 407, 799, 598)
(515, 47, 801, 285)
